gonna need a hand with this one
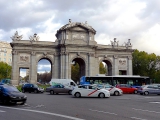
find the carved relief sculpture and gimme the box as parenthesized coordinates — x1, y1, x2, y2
(11, 31, 23, 41)
(20, 55, 30, 62)
(118, 58, 127, 70)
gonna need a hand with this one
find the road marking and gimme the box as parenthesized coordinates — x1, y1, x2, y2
(0, 110, 6, 112)
(144, 97, 156, 99)
(89, 109, 117, 115)
(131, 117, 147, 120)
(132, 108, 160, 114)
(149, 102, 160, 104)
(0, 106, 85, 120)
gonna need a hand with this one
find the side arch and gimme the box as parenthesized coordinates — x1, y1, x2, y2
(98, 57, 113, 76)
(36, 54, 54, 65)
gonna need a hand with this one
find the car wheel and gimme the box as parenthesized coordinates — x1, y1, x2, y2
(34, 90, 38, 93)
(75, 92, 81, 98)
(68, 90, 72, 95)
(114, 91, 119, 96)
(22, 89, 25, 93)
(50, 90, 54, 95)
(99, 93, 105, 98)
(134, 90, 138, 94)
(144, 91, 149, 95)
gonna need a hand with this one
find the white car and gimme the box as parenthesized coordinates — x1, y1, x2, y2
(72, 85, 110, 98)
(96, 84, 123, 96)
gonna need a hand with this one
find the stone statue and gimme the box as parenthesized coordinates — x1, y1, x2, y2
(29, 33, 39, 41)
(10, 31, 23, 41)
(124, 39, 132, 48)
(110, 38, 119, 47)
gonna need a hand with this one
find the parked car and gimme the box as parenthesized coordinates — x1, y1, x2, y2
(72, 84, 110, 98)
(0, 84, 27, 105)
(21, 83, 44, 93)
(137, 84, 160, 95)
(95, 84, 123, 96)
(46, 84, 73, 95)
(115, 84, 138, 94)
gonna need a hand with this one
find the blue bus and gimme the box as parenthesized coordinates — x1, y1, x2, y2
(80, 75, 151, 88)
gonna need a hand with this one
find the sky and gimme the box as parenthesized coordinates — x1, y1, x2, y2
(1, 0, 160, 77)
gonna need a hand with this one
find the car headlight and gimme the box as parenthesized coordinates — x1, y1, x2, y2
(24, 95, 27, 98)
(10, 95, 16, 98)
(38, 88, 40, 90)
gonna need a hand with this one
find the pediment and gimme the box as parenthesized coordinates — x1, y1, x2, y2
(57, 22, 96, 34)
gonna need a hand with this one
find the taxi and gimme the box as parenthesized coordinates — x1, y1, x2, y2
(72, 84, 110, 98)
(96, 84, 123, 96)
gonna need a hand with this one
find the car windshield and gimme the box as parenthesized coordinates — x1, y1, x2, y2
(3, 86, 19, 92)
(33, 84, 38, 88)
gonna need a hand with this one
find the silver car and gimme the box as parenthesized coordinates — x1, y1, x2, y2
(138, 84, 160, 95)
(46, 84, 73, 95)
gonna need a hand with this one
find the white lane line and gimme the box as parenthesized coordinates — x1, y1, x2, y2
(89, 109, 117, 115)
(131, 117, 147, 120)
(132, 108, 160, 114)
(0, 106, 84, 120)
(149, 102, 160, 104)
(144, 97, 156, 99)
(0, 110, 6, 112)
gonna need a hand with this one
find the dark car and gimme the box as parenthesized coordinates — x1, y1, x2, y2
(0, 84, 27, 105)
(46, 84, 72, 95)
(21, 83, 44, 93)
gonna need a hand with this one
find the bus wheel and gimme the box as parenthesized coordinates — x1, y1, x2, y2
(134, 90, 138, 94)
(75, 92, 81, 98)
(99, 93, 105, 98)
(144, 91, 149, 95)
(114, 91, 119, 96)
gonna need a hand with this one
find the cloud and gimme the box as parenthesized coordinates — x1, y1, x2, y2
(1, 0, 160, 74)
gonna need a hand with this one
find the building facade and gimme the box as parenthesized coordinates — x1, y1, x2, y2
(10, 20, 134, 86)
(0, 41, 12, 65)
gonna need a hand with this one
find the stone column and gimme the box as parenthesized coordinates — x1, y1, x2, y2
(11, 51, 19, 86)
(127, 56, 133, 75)
(112, 55, 118, 75)
(65, 52, 69, 79)
(52, 53, 59, 79)
(60, 52, 65, 79)
(88, 53, 95, 76)
(30, 52, 37, 84)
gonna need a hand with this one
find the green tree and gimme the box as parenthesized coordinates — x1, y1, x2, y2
(71, 63, 80, 83)
(0, 62, 12, 80)
(132, 49, 160, 83)
(99, 62, 106, 74)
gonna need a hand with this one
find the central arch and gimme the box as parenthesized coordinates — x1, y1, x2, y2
(71, 57, 86, 82)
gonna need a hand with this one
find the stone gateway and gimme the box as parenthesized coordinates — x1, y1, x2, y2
(10, 19, 133, 86)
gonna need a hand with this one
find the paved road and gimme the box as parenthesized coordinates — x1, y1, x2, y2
(0, 93, 160, 120)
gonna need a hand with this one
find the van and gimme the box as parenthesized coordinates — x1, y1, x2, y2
(49, 79, 77, 89)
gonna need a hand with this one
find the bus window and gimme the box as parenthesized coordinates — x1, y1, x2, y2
(127, 80, 133, 86)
